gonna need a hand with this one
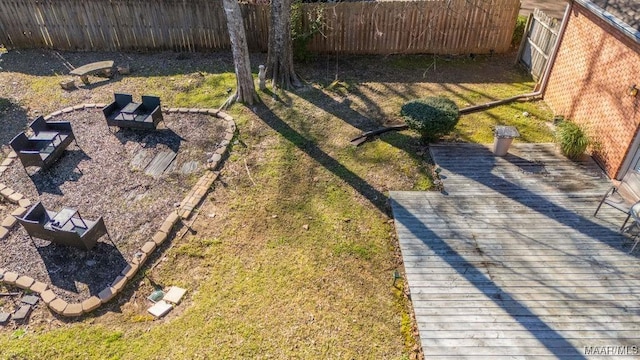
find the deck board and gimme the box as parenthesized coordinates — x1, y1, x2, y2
(391, 143, 640, 359)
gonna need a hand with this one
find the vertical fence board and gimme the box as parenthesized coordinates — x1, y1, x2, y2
(519, 8, 561, 79)
(0, 0, 520, 54)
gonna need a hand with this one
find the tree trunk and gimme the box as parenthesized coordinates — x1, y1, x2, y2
(222, 0, 258, 107)
(267, 0, 301, 90)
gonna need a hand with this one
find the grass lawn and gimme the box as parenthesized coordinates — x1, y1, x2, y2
(0, 51, 553, 359)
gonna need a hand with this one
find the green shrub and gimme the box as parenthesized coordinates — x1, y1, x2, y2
(556, 120, 590, 160)
(291, 0, 323, 63)
(401, 97, 460, 142)
(511, 15, 528, 48)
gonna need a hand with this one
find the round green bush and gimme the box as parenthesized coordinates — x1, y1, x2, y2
(401, 97, 460, 141)
(556, 120, 590, 160)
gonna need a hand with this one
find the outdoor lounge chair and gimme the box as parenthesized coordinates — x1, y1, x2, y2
(14, 202, 58, 242)
(140, 95, 163, 127)
(627, 202, 640, 253)
(594, 169, 640, 230)
(103, 93, 162, 130)
(9, 128, 75, 171)
(29, 116, 76, 138)
(16, 202, 110, 250)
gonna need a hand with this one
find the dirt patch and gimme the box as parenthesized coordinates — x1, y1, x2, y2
(0, 109, 227, 303)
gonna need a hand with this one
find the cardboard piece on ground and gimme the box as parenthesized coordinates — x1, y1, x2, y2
(147, 300, 172, 318)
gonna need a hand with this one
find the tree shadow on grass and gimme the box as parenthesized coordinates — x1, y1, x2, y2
(254, 103, 389, 215)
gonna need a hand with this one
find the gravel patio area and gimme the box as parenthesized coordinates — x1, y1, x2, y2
(0, 108, 227, 303)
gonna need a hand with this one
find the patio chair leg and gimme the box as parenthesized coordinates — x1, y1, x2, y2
(630, 235, 640, 253)
(621, 214, 632, 232)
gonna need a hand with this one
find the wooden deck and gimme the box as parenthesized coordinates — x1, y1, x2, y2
(390, 143, 640, 359)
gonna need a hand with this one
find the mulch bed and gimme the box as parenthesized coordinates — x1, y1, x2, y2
(0, 108, 226, 303)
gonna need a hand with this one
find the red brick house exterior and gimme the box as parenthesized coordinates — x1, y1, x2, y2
(544, 0, 640, 179)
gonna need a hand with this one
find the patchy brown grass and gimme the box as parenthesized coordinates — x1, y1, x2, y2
(0, 49, 552, 359)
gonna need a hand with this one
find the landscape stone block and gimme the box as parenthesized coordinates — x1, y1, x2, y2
(207, 109, 219, 116)
(0, 187, 15, 197)
(7, 151, 17, 159)
(62, 303, 83, 316)
(120, 263, 137, 279)
(218, 112, 233, 122)
(30, 281, 48, 293)
(0, 166, 8, 174)
(224, 132, 234, 141)
(111, 276, 127, 293)
(0, 227, 9, 239)
(178, 108, 189, 113)
(98, 287, 116, 303)
(141, 241, 156, 255)
(50, 111, 62, 116)
(84, 104, 97, 108)
(3, 271, 18, 284)
(15, 276, 34, 289)
(95, 103, 106, 108)
(0, 183, 5, 190)
(11, 207, 27, 217)
(152, 231, 167, 246)
(62, 107, 74, 113)
(49, 298, 68, 314)
(176, 209, 187, 219)
(73, 104, 85, 110)
(131, 251, 148, 266)
(8, 192, 23, 203)
(81, 296, 102, 313)
(189, 108, 199, 113)
(18, 198, 31, 208)
(40, 290, 57, 304)
(1, 158, 11, 167)
(2, 216, 17, 228)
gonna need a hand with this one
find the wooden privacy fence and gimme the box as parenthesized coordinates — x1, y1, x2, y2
(307, 0, 519, 54)
(0, 0, 520, 55)
(518, 8, 562, 79)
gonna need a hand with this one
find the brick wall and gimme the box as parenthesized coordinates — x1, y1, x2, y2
(544, 3, 640, 179)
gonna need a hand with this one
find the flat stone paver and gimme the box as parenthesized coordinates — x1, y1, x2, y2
(145, 150, 177, 178)
(391, 143, 640, 359)
(163, 286, 186, 304)
(0, 312, 10, 324)
(21, 295, 39, 305)
(12, 305, 31, 321)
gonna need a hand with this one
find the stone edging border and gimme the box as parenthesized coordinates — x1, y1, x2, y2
(0, 104, 236, 317)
